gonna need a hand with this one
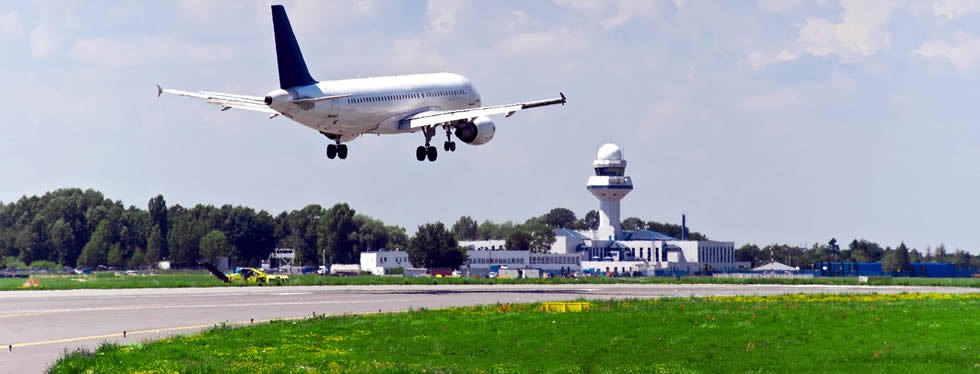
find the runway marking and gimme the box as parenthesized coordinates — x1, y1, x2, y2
(5, 310, 398, 349)
(0, 299, 409, 319)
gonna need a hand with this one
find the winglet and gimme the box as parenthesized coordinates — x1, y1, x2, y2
(156, 84, 163, 97)
(560, 92, 566, 105)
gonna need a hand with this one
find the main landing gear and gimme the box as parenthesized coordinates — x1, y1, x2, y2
(326, 141, 348, 160)
(415, 126, 456, 162)
(416, 126, 439, 162)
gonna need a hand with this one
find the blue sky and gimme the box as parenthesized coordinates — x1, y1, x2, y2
(1, 0, 978, 254)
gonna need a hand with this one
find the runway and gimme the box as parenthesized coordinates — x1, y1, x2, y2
(2, 283, 976, 373)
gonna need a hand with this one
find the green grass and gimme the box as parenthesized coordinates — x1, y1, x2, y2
(2, 272, 978, 291)
(49, 293, 980, 373)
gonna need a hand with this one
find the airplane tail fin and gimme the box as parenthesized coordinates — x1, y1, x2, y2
(271, 5, 317, 89)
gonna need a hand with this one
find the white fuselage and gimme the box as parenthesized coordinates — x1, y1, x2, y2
(266, 73, 480, 141)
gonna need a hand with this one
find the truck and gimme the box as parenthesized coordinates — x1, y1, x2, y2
(497, 269, 521, 279)
(329, 264, 361, 276)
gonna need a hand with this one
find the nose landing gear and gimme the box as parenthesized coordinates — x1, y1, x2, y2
(443, 126, 456, 152)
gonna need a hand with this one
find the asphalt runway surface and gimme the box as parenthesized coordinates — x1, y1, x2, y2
(2, 283, 976, 373)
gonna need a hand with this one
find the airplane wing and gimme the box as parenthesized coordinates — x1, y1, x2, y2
(400, 93, 566, 130)
(156, 85, 279, 115)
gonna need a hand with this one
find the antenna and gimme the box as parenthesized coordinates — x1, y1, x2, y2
(682, 214, 687, 241)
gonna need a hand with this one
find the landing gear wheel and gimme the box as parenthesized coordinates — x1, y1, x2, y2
(337, 144, 348, 159)
(326, 144, 337, 159)
(443, 141, 450, 152)
(449, 142, 456, 152)
(416, 146, 427, 161)
(426, 146, 438, 162)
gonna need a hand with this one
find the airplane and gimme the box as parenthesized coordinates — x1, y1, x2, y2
(157, 4, 566, 162)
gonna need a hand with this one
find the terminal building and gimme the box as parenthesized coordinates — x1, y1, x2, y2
(459, 143, 748, 276)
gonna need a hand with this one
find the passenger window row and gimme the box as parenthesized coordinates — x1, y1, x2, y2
(346, 89, 469, 104)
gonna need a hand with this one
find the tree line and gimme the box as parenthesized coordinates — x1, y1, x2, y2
(2, 189, 975, 272)
(0, 189, 408, 269)
(735, 238, 980, 271)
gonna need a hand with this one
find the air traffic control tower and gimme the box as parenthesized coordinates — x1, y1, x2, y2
(587, 144, 633, 241)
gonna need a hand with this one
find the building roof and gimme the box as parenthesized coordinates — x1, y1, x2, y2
(554, 228, 589, 239)
(752, 262, 798, 271)
(622, 230, 678, 241)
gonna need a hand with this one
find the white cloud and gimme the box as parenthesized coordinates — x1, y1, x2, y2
(390, 39, 448, 71)
(70, 35, 237, 66)
(553, 0, 656, 30)
(932, 0, 980, 18)
(601, 0, 657, 30)
(497, 27, 589, 56)
(30, 23, 58, 58)
(796, 0, 899, 61)
(916, 32, 980, 71)
(746, 49, 800, 70)
(427, 0, 465, 37)
(758, 0, 803, 13)
(501, 10, 529, 33)
(752, 0, 900, 69)
(553, 0, 603, 10)
(742, 88, 800, 112)
(0, 11, 23, 40)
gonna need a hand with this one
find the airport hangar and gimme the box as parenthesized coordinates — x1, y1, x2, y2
(361, 144, 749, 277)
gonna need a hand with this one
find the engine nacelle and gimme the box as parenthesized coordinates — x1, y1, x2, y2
(454, 116, 496, 145)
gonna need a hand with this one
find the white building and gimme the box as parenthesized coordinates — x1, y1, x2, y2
(459, 143, 749, 276)
(462, 250, 581, 277)
(359, 251, 412, 275)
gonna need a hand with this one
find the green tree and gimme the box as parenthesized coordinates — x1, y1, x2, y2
(146, 225, 164, 263)
(386, 225, 409, 250)
(520, 221, 556, 253)
(934, 244, 949, 263)
(106, 243, 125, 267)
(352, 215, 389, 252)
(583, 210, 599, 230)
(951, 250, 971, 270)
(48, 219, 74, 266)
(278, 204, 324, 265)
(451, 216, 479, 240)
(129, 247, 146, 268)
(318, 203, 357, 264)
(407, 222, 466, 269)
(541, 208, 577, 228)
(621, 217, 645, 231)
(148, 195, 169, 259)
(505, 230, 533, 251)
(199, 230, 236, 264)
(882, 242, 911, 273)
(735, 244, 762, 267)
(78, 220, 115, 267)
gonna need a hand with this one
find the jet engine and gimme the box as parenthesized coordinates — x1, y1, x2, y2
(454, 116, 496, 145)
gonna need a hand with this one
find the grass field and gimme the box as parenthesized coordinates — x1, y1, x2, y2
(1, 272, 978, 291)
(49, 293, 980, 373)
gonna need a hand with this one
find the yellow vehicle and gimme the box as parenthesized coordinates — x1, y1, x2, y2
(203, 263, 289, 284)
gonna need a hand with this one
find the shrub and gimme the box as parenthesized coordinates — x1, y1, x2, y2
(29, 260, 61, 270)
(1, 256, 27, 269)
(388, 267, 405, 275)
